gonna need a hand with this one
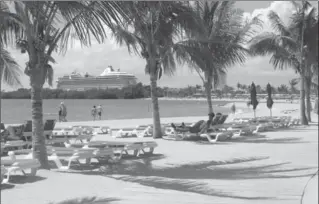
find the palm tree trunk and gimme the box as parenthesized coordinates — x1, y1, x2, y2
(305, 77, 312, 122)
(30, 72, 50, 169)
(149, 72, 162, 139)
(0, 73, 2, 123)
(204, 72, 213, 114)
(300, 74, 308, 125)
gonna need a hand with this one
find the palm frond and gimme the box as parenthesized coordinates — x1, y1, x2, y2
(267, 10, 290, 36)
(0, 46, 22, 87)
(0, 1, 24, 46)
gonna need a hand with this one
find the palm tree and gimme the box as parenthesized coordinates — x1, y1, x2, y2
(111, 1, 200, 138)
(277, 84, 289, 94)
(173, 1, 262, 114)
(289, 3, 318, 122)
(5, 1, 129, 168)
(249, 1, 317, 125)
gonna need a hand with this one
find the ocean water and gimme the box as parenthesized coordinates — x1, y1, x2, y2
(1, 99, 230, 124)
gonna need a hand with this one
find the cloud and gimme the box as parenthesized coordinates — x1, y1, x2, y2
(2, 1, 311, 91)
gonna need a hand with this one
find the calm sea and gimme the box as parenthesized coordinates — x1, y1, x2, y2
(1, 99, 230, 124)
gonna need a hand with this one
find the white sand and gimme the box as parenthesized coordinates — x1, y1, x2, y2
(1, 102, 318, 204)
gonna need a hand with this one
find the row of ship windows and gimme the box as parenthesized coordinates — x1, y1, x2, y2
(57, 85, 125, 90)
(57, 82, 136, 86)
(59, 76, 136, 79)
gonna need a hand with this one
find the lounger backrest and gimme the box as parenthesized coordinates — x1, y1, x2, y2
(24, 120, 32, 132)
(0, 123, 5, 130)
(218, 115, 228, 124)
(211, 115, 221, 125)
(44, 119, 56, 131)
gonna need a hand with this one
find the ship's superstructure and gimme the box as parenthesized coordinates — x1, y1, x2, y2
(56, 66, 137, 90)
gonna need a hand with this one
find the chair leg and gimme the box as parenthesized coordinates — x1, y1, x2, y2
(142, 147, 154, 155)
(2, 168, 13, 184)
(48, 155, 64, 169)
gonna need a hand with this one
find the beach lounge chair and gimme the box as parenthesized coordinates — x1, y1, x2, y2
(200, 130, 233, 143)
(9, 147, 95, 170)
(1, 165, 6, 184)
(0, 123, 5, 136)
(135, 125, 153, 137)
(120, 128, 138, 138)
(68, 140, 158, 157)
(22, 120, 32, 139)
(1, 140, 31, 155)
(109, 128, 123, 138)
(44, 119, 56, 138)
(90, 126, 110, 135)
(1, 155, 40, 184)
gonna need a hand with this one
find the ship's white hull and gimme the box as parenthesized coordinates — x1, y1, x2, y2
(57, 76, 137, 91)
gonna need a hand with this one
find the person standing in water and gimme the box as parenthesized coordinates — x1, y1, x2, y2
(60, 102, 67, 122)
(91, 105, 97, 121)
(58, 106, 63, 122)
(97, 104, 103, 120)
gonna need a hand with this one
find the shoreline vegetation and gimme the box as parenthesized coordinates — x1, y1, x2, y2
(1, 82, 315, 100)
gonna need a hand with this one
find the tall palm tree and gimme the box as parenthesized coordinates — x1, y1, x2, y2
(5, 1, 129, 168)
(173, 1, 262, 114)
(111, 1, 200, 138)
(289, 3, 318, 122)
(249, 1, 317, 125)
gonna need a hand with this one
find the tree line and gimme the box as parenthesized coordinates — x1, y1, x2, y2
(3, 80, 315, 100)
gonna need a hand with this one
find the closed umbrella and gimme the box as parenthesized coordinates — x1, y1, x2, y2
(266, 83, 274, 117)
(231, 103, 236, 114)
(250, 82, 259, 118)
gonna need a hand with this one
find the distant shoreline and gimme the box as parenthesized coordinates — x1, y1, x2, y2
(144, 97, 302, 104)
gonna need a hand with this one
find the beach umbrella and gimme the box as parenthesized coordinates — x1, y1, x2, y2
(314, 98, 318, 115)
(250, 82, 259, 118)
(266, 83, 274, 117)
(231, 103, 236, 114)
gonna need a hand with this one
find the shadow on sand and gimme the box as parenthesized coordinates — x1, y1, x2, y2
(228, 136, 309, 144)
(61, 154, 317, 201)
(195, 134, 308, 145)
(5, 175, 46, 184)
(0, 183, 15, 190)
(47, 197, 120, 204)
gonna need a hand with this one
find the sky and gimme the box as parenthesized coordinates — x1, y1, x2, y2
(2, 1, 318, 91)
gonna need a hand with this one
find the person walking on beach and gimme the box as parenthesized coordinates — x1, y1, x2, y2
(59, 102, 67, 122)
(91, 105, 97, 121)
(97, 104, 103, 120)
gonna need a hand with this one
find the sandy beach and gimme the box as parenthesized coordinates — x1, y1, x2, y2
(1, 102, 318, 204)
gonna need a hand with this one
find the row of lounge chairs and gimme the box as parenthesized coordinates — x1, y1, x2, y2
(1, 139, 158, 184)
(164, 115, 301, 142)
(0, 115, 301, 184)
(44, 115, 302, 143)
(0, 119, 56, 142)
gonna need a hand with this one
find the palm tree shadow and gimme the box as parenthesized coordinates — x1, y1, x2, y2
(60, 155, 316, 200)
(7, 175, 46, 184)
(105, 156, 316, 200)
(47, 197, 119, 204)
(0, 183, 15, 190)
(229, 136, 309, 144)
(109, 156, 315, 180)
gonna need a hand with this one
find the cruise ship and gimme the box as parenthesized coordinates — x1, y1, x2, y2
(56, 66, 138, 91)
